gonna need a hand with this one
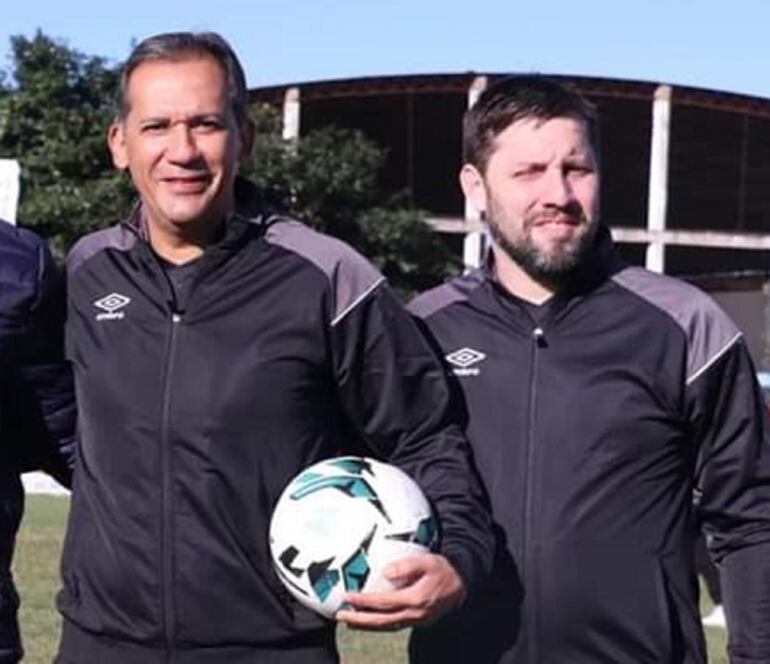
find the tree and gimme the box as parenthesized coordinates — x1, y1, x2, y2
(243, 105, 459, 297)
(0, 31, 132, 255)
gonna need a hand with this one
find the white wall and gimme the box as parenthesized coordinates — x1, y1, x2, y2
(22, 472, 69, 496)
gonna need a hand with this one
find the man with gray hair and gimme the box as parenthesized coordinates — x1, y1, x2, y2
(409, 75, 770, 663)
(57, 31, 492, 663)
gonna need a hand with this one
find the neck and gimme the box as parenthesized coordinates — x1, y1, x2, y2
(491, 246, 556, 304)
(147, 216, 223, 266)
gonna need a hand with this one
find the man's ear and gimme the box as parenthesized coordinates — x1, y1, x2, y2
(459, 163, 488, 217)
(238, 118, 256, 165)
(108, 122, 129, 171)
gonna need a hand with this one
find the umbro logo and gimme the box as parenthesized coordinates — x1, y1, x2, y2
(445, 347, 486, 376)
(94, 293, 130, 321)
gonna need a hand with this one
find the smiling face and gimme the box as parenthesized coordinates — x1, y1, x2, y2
(108, 55, 252, 243)
(461, 115, 600, 287)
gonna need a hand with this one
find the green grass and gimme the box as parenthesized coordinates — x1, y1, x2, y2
(14, 496, 69, 663)
(13, 496, 727, 663)
(701, 581, 729, 664)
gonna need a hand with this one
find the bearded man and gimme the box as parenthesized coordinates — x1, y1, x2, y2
(409, 75, 770, 664)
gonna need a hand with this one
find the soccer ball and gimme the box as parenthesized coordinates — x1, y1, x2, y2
(269, 456, 439, 618)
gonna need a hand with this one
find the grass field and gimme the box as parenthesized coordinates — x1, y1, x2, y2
(13, 496, 728, 663)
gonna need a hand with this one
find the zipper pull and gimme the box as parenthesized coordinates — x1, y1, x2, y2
(532, 326, 546, 347)
(172, 313, 181, 323)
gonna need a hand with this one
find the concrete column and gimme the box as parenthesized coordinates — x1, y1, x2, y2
(0, 159, 20, 224)
(463, 76, 488, 270)
(282, 87, 301, 143)
(645, 85, 672, 273)
(762, 279, 770, 370)
(463, 231, 487, 271)
(737, 114, 750, 230)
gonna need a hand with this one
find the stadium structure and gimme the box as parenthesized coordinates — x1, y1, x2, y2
(251, 72, 770, 276)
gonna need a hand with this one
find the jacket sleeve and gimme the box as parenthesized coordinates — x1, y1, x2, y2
(690, 338, 770, 663)
(5, 240, 76, 487)
(329, 280, 494, 594)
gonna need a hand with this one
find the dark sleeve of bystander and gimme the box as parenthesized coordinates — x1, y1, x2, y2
(690, 339, 770, 663)
(4, 238, 76, 488)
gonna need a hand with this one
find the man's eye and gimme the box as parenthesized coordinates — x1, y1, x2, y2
(566, 165, 594, 176)
(513, 166, 543, 179)
(140, 124, 167, 134)
(194, 120, 224, 132)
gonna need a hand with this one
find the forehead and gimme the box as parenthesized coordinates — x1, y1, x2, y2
(489, 115, 594, 164)
(123, 55, 228, 117)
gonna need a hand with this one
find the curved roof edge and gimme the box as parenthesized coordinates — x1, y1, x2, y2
(249, 72, 770, 118)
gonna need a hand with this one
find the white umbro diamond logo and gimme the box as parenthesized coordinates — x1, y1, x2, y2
(94, 293, 130, 321)
(94, 293, 130, 313)
(445, 347, 486, 376)
(446, 347, 486, 368)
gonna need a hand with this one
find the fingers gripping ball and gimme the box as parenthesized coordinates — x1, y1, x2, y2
(269, 456, 439, 618)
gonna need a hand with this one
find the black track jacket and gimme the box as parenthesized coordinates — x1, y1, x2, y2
(408, 228, 770, 664)
(59, 187, 492, 663)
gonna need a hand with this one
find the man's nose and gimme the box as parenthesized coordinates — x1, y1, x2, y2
(541, 168, 576, 208)
(167, 124, 199, 163)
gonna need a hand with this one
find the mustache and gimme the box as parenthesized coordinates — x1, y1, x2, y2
(528, 203, 588, 226)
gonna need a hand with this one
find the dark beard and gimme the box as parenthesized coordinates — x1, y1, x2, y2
(487, 213, 598, 287)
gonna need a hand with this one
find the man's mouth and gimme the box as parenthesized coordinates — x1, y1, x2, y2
(161, 175, 211, 193)
(532, 214, 581, 227)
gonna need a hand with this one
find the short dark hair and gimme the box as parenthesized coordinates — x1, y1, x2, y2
(463, 75, 599, 173)
(116, 31, 249, 127)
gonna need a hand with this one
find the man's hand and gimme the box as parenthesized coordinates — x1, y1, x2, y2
(335, 553, 465, 631)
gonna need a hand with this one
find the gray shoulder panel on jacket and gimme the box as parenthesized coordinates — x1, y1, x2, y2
(265, 217, 384, 326)
(66, 226, 137, 277)
(408, 269, 484, 320)
(612, 266, 742, 384)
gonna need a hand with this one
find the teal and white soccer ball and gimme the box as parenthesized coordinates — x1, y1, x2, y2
(269, 456, 439, 618)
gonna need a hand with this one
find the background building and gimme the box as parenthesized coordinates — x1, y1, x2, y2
(252, 73, 770, 272)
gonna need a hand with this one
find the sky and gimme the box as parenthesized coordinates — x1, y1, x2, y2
(2, 0, 770, 98)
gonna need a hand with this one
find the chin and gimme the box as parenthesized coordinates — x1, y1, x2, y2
(163, 206, 212, 226)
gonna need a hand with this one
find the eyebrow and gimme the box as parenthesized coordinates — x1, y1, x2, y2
(512, 149, 593, 164)
(137, 112, 227, 125)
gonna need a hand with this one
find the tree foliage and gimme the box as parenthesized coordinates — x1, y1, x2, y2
(0, 32, 458, 295)
(243, 105, 458, 296)
(0, 31, 133, 256)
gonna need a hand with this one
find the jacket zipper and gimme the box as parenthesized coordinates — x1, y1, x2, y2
(160, 311, 182, 661)
(523, 325, 545, 663)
